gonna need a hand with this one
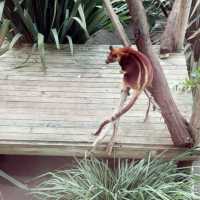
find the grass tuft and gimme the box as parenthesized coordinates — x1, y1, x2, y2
(31, 151, 200, 200)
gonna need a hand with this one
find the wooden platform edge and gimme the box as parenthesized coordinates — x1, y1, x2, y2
(0, 140, 195, 160)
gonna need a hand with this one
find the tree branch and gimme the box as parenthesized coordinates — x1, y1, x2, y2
(126, 0, 194, 147)
(92, 0, 160, 154)
(102, 0, 131, 47)
(160, 0, 192, 54)
(92, 0, 131, 153)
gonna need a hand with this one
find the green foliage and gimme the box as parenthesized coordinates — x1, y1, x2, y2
(2, 0, 174, 46)
(182, 67, 200, 91)
(0, 0, 130, 65)
(37, 33, 46, 71)
(0, 0, 175, 49)
(0, 0, 5, 20)
(0, 18, 22, 55)
(31, 152, 200, 200)
(143, 0, 162, 28)
(0, 0, 174, 68)
(3, 0, 130, 45)
(143, 0, 172, 32)
(0, 18, 10, 46)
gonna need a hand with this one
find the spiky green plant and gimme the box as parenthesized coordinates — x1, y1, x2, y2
(2, 0, 174, 45)
(143, 0, 172, 31)
(30, 152, 200, 200)
(0, 0, 175, 67)
(3, 0, 130, 44)
(0, 0, 130, 67)
(1, 0, 174, 51)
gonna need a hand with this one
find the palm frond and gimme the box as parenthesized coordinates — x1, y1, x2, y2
(0, 18, 10, 46)
(9, 32, 22, 49)
(0, 0, 5, 20)
(51, 28, 60, 49)
(66, 35, 73, 55)
(37, 33, 46, 72)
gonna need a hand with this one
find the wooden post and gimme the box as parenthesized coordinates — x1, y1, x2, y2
(160, 0, 192, 54)
(126, 0, 194, 147)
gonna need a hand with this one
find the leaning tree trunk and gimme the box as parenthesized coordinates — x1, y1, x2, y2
(160, 0, 192, 54)
(126, 0, 194, 147)
(187, 0, 200, 144)
(191, 86, 200, 144)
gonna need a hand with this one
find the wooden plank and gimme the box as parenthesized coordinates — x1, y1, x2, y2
(0, 80, 185, 89)
(0, 140, 190, 159)
(0, 123, 168, 134)
(0, 65, 189, 73)
(0, 45, 193, 158)
(0, 134, 173, 145)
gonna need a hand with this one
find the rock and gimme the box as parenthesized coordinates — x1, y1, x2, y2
(86, 29, 121, 45)
(86, 23, 135, 45)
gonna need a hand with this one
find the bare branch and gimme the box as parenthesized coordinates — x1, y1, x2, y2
(92, 0, 131, 151)
(102, 0, 131, 47)
(92, 0, 160, 153)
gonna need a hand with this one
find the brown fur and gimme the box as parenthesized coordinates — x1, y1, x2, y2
(106, 46, 153, 90)
(94, 46, 153, 135)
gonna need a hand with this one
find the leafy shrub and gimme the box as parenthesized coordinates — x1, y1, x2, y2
(143, 0, 172, 32)
(31, 152, 200, 200)
(2, 0, 174, 46)
(182, 67, 200, 91)
(0, 0, 173, 67)
(3, 0, 130, 45)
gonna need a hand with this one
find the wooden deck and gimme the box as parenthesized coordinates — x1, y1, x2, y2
(0, 45, 192, 158)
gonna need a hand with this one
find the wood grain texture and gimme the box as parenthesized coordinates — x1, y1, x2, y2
(0, 45, 192, 158)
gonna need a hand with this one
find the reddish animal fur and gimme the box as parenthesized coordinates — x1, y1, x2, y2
(94, 46, 153, 135)
(106, 46, 153, 90)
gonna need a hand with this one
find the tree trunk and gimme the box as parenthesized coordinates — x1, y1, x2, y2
(160, 0, 192, 54)
(187, 0, 200, 144)
(190, 86, 200, 144)
(126, 0, 194, 147)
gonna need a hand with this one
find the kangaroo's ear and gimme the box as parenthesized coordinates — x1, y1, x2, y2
(109, 45, 113, 51)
